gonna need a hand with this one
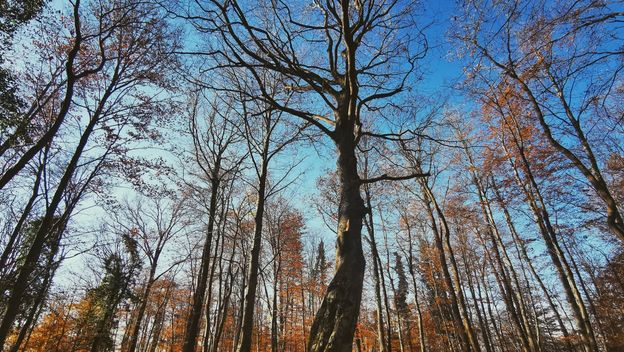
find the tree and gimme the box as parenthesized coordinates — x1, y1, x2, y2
(74, 232, 142, 352)
(233, 74, 305, 352)
(0, 0, 178, 346)
(393, 252, 411, 351)
(456, 0, 624, 244)
(0, 0, 46, 145)
(115, 197, 189, 352)
(264, 198, 307, 352)
(182, 92, 242, 352)
(180, 1, 428, 349)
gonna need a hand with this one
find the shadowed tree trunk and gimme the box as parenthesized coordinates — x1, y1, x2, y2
(402, 216, 427, 352)
(363, 183, 390, 352)
(182, 0, 427, 348)
(307, 120, 367, 351)
(183, 94, 239, 352)
(237, 157, 268, 352)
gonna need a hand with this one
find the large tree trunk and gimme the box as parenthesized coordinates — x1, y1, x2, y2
(307, 127, 366, 352)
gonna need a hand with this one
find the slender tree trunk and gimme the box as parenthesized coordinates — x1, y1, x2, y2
(562, 240, 607, 351)
(0, 150, 46, 275)
(237, 151, 269, 352)
(405, 226, 426, 352)
(270, 259, 280, 352)
(182, 158, 221, 352)
(232, 249, 248, 352)
(479, 270, 503, 351)
(543, 69, 624, 243)
(0, 0, 86, 191)
(127, 267, 157, 352)
(0, 102, 105, 348)
(459, 242, 493, 352)
(501, 134, 597, 352)
(491, 178, 572, 351)
(363, 186, 389, 352)
(472, 264, 495, 352)
(213, 227, 237, 352)
(422, 182, 481, 352)
(9, 268, 52, 352)
(421, 187, 470, 351)
(466, 168, 536, 352)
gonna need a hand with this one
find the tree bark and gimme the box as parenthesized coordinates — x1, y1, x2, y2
(307, 123, 366, 352)
(421, 182, 481, 352)
(404, 220, 427, 352)
(363, 186, 389, 352)
(501, 135, 598, 352)
(182, 158, 221, 352)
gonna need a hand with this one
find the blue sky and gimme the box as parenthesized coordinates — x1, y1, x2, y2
(24, 0, 476, 284)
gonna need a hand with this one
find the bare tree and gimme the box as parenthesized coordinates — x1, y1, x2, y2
(182, 92, 242, 352)
(456, 0, 624, 244)
(0, 0, 178, 346)
(179, 1, 428, 349)
(114, 196, 189, 352)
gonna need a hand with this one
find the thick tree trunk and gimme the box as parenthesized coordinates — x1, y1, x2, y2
(307, 129, 366, 352)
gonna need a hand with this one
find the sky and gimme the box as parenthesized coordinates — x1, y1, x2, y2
(16, 0, 475, 287)
(292, 0, 468, 243)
